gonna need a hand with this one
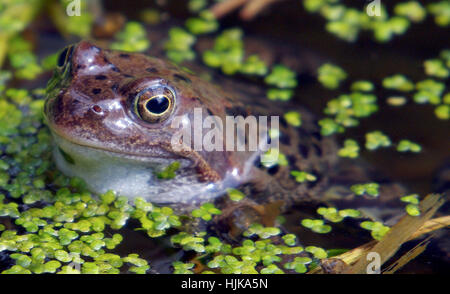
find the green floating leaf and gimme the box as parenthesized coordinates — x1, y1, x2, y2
(396, 140, 422, 153)
(318, 63, 347, 89)
(191, 203, 221, 221)
(424, 59, 449, 78)
(165, 27, 196, 63)
(267, 88, 294, 101)
(301, 219, 332, 234)
(226, 188, 245, 202)
(382, 74, 414, 92)
(284, 111, 302, 127)
(351, 80, 374, 92)
(394, 1, 427, 22)
(240, 55, 268, 76)
(351, 182, 380, 197)
(360, 221, 390, 240)
(365, 131, 391, 150)
(318, 118, 344, 136)
(401, 194, 420, 205)
(338, 139, 360, 158)
(435, 104, 449, 120)
(265, 65, 297, 89)
(110, 22, 150, 52)
(291, 171, 317, 183)
(405, 204, 421, 216)
(185, 10, 218, 35)
(156, 161, 180, 180)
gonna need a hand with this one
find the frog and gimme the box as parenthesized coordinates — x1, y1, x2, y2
(44, 40, 405, 239)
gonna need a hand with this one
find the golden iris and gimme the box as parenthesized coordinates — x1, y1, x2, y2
(135, 86, 175, 123)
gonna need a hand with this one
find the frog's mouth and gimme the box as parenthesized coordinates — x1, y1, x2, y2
(48, 127, 183, 162)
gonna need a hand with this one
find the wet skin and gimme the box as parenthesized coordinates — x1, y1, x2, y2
(44, 41, 340, 218)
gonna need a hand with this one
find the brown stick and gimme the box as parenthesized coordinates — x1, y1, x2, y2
(240, 0, 282, 20)
(210, 0, 249, 19)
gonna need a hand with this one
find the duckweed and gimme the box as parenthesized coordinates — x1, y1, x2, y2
(318, 118, 344, 136)
(317, 207, 360, 223)
(318, 63, 347, 89)
(110, 22, 150, 52)
(260, 264, 284, 274)
(202, 28, 244, 75)
(351, 182, 380, 197)
(424, 59, 449, 78)
(284, 257, 312, 273)
(305, 246, 328, 259)
(405, 204, 421, 216)
(360, 221, 390, 240)
(351, 80, 374, 92)
(171, 232, 206, 253)
(396, 140, 422, 153)
(186, 10, 218, 35)
(191, 203, 222, 221)
(435, 105, 449, 119)
(301, 219, 332, 234)
(226, 188, 245, 202)
(165, 27, 196, 63)
(290, 171, 317, 183)
(156, 161, 181, 180)
(338, 139, 360, 158)
(243, 224, 281, 239)
(240, 55, 268, 76)
(428, 1, 450, 27)
(382, 74, 415, 92)
(414, 79, 445, 105)
(172, 261, 195, 274)
(265, 65, 297, 89)
(401, 194, 421, 216)
(208, 255, 258, 274)
(394, 1, 427, 22)
(267, 88, 294, 101)
(284, 111, 302, 127)
(188, 0, 207, 12)
(282, 234, 297, 246)
(365, 131, 391, 150)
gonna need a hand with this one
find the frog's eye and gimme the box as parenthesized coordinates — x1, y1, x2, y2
(57, 45, 74, 68)
(134, 86, 176, 123)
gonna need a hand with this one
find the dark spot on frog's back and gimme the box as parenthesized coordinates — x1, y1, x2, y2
(173, 74, 191, 84)
(92, 88, 101, 95)
(146, 67, 158, 73)
(111, 66, 120, 73)
(95, 75, 107, 80)
(111, 83, 119, 92)
(119, 53, 130, 58)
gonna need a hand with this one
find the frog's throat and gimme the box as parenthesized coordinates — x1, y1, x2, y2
(49, 131, 240, 204)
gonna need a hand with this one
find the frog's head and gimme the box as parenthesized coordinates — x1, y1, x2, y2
(44, 41, 258, 204)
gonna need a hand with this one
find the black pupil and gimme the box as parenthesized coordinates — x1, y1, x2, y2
(145, 96, 170, 114)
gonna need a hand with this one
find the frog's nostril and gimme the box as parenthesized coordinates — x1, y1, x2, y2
(92, 105, 103, 113)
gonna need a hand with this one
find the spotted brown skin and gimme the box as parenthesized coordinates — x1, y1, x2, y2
(44, 40, 339, 214)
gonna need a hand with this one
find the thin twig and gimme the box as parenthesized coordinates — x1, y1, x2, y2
(240, 0, 282, 20)
(210, 0, 249, 19)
